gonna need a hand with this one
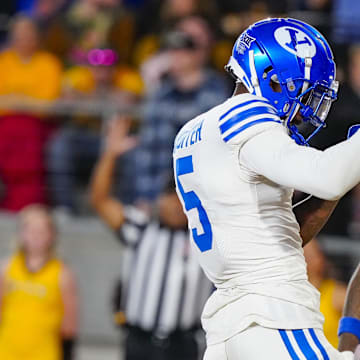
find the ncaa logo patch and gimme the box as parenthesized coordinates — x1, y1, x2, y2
(274, 26, 316, 58)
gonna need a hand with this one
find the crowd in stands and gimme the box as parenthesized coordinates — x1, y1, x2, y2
(0, 0, 359, 236)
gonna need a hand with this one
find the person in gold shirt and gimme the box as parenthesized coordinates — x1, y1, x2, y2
(0, 204, 78, 360)
(0, 15, 62, 102)
(0, 15, 62, 212)
(304, 239, 347, 348)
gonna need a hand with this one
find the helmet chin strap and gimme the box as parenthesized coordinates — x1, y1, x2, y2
(292, 193, 313, 209)
(286, 56, 313, 144)
(226, 56, 254, 93)
(249, 50, 262, 97)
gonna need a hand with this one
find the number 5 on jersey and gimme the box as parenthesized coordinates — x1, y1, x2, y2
(175, 155, 213, 252)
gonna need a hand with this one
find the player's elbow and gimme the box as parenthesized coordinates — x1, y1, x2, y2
(320, 192, 342, 201)
(318, 182, 346, 201)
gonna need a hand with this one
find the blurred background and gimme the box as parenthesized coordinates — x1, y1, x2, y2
(0, 0, 359, 359)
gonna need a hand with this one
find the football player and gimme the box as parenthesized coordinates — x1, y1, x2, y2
(173, 18, 360, 359)
(339, 263, 360, 357)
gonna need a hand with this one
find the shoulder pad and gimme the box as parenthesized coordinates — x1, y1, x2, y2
(218, 94, 282, 145)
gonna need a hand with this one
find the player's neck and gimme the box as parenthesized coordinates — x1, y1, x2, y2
(233, 83, 249, 97)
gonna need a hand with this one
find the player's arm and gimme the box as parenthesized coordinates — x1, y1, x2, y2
(293, 197, 338, 246)
(60, 265, 78, 360)
(90, 116, 137, 230)
(241, 126, 360, 201)
(338, 263, 360, 353)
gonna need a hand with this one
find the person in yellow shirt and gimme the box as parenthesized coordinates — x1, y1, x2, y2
(0, 14, 62, 103)
(62, 63, 144, 101)
(304, 238, 347, 348)
(0, 15, 63, 212)
(0, 204, 78, 360)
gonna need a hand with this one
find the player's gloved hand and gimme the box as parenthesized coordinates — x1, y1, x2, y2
(347, 125, 360, 139)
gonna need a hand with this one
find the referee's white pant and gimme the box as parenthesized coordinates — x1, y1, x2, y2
(204, 325, 355, 359)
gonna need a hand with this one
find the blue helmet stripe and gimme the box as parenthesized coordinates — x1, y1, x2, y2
(220, 106, 277, 134)
(223, 118, 281, 142)
(219, 99, 271, 121)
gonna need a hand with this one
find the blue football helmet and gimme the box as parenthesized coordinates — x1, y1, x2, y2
(225, 18, 338, 145)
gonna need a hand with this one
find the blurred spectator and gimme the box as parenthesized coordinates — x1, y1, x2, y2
(217, 0, 285, 49)
(216, 0, 287, 15)
(0, 204, 78, 360)
(17, 0, 67, 17)
(333, 0, 360, 44)
(136, 29, 229, 203)
(0, 2, 16, 44)
(177, 16, 213, 60)
(304, 239, 347, 348)
(295, 0, 330, 11)
(176, 15, 234, 74)
(141, 16, 215, 91)
(0, 15, 62, 102)
(91, 117, 212, 360)
(0, 15, 62, 212)
(134, 0, 218, 67)
(47, 60, 143, 213)
(62, 61, 143, 100)
(44, 0, 136, 66)
(159, 0, 218, 27)
(289, 0, 331, 38)
(137, 0, 218, 37)
(28, 0, 70, 30)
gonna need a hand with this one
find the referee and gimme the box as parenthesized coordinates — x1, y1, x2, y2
(90, 116, 212, 360)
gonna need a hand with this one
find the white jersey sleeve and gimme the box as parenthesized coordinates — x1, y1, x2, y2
(218, 93, 283, 147)
(240, 125, 360, 200)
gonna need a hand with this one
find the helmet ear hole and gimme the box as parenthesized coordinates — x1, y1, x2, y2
(263, 66, 282, 94)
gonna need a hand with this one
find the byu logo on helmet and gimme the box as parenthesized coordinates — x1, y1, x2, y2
(274, 26, 316, 58)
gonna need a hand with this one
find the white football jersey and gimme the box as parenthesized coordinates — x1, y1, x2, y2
(173, 93, 324, 345)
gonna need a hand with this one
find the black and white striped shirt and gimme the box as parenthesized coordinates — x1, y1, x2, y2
(117, 206, 213, 336)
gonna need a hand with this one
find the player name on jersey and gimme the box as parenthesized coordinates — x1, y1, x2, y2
(174, 119, 204, 150)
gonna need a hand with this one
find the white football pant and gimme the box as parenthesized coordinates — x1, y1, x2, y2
(204, 325, 354, 360)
